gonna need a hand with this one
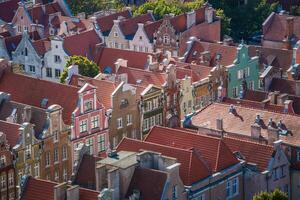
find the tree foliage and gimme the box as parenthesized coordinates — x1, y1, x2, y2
(68, 0, 125, 16)
(253, 189, 288, 200)
(60, 56, 99, 83)
(290, 5, 300, 16)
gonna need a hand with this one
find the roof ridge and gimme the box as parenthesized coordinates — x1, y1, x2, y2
(0, 119, 21, 127)
(214, 140, 222, 172)
(224, 135, 273, 148)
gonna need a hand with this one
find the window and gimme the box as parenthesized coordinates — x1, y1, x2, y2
(117, 118, 123, 129)
(158, 113, 162, 125)
(91, 116, 99, 129)
(139, 36, 143, 40)
(24, 48, 28, 56)
(145, 47, 148, 52)
(139, 46, 143, 52)
(133, 45, 137, 51)
(1, 174, 6, 189)
(84, 100, 93, 112)
(79, 120, 87, 133)
(232, 177, 238, 196)
(97, 134, 105, 152)
(197, 194, 205, 200)
(54, 148, 59, 163)
(8, 172, 14, 187)
(86, 138, 94, 155)
(17, 26, 22, 33)
(9, 192, 14, 200)
(273, 167, 279, 180)
(62, 145, 67, 160)
(121, 44, 124, 49)
(237, 69, 243, 79)
(226, 181, 231, 198)
(115, 42, 119, 48)
(53, 131, 59, 143)
(114, 32, 118, 37)
(163, 34, 170, 44)
(280, 165, 285, 178)
(132, 130, 136, 139)
(55, 69, 61, 78)
(113, 136, 117, 148)
(46, 67, 52, 77)
(45, 151, 51, 167)
(147, 101, 152, 111)
(34, 163, 39, 178)
(29, 65, 35, 73)
(297, 151, 300, 162)
(54, 55, 61, 63)
(55, 170, 59, 181)
(25, 144, 31, 159)
(249, 81, 255, 90)
(143, 118, 149, 131)
(0, 155, 5, 166)
(24, 26, 28, 31)
(63, 167, 67, 181)
(232, 87, 238, 97)
(127, 114, 132, 125)
(172, 185, 178, 200)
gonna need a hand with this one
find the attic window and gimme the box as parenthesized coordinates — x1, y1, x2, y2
(41, 98, 48, 108)
(163, 34, 170, 44)
(114, 32, 118, 37)
(139, 36, 142, 40)
(120, 99, 129, 108)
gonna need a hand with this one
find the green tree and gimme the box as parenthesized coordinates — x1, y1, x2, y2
(60, 56, 99, 83)
(290, 5, 300, 16)
(253, 189, 288, 200)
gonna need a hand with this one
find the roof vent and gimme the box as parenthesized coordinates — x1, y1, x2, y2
(229, 105, 236, 114)
(41, 98, 48, 108)
(268, 118, 276, 128)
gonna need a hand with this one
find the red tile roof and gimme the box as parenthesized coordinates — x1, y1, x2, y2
(32, 38, 51, 56)
(176, 66, 209, 82)
(0, 72, 79, 125)
(4, 34, 22, 56)
(269, 78, 297, 95)
(63, 29, 102, 61)
(185, 40, 237, 67)
(22, 177, 99, 200)
(191, 102, 300, 147)
(145, 126, 238, 173)
(50, 15, 92, 34)
(144, 20, 163, 41)
(263, 13, 300, 42)
(117, 137, 211, 185)
(0, 0, 19, 22)
(117, 66, 166, 87)
(22, 177, 57, 200)
(170, 14, 187, 33)
(119, 13, 154, 36)
(96, 10, 132, 33)
(96, 47, 152, 73)
(126, 167, 167, 200)
(0, 120, 20, 147)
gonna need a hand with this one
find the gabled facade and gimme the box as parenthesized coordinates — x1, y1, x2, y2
(12, 31, 44, 78)
(71, 83, 108, 166)
(227, 43, 259, 98)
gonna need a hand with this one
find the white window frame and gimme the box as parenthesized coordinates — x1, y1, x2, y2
(62, 145, 68, 160)
(97, 134, 105, 152)
(79, 120, 87, 133)
(46, 151, 51, 167)
(54, 148, 59, 164)
(34, 163, 39, 178)
(127, 114, 132, 125)
(91, 116, 99, 129)
(1, 174, 6, 189)
(84, 100, 93, 112)
(86, 138, 94, 155)
(232, 177, 239, 196)
(117, 118, 123, 129)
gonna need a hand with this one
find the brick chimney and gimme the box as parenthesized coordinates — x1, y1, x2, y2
(286, 17, 294, 39)
(186, 10, 196, 29)
(54, 182, 67, 200)
(251, 123, 261, 139)
(267, 126, 279, 144)
(67, 185, 79, 200)
(216, 118, 223, 130)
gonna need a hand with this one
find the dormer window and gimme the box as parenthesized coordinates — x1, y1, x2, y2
(163, 34, 170, 44)
(139, 36, 142, 40)
(84, 100, 93, 112)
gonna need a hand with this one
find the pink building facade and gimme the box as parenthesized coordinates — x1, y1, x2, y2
(71, 83, 109, 169)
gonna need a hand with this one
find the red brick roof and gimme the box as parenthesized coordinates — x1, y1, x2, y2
(192, 102, 300, 147)
(0, 120, 20, 147)
(0, 0, 19, 22)
(0, 72, 79, 125)
(117, 66, 166, 87)
(63, 29, 102, 61)
(117, 137, 211, 185)
(96, 10, 132, 33)
(22, 177, 99, 200)
(185, 41, 237, 67)
(145, 126, 238, 173)
(119, 13, 154, 36)
(126, 167, 167, 200)
(96, 47, 152, 73)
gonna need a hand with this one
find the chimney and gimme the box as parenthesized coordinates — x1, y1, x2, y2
(54, 182, 67, 200)
(268, 91, 279, 104)
(67, 64, 79, 80)
(284, 100, 293, 113)
(205, 6, 215, 23)
(186, 10, 196, 29)
(286, 17, 294, 39)
(22, 106, 32, 122)
(107, 169, 120, 200)
(273, 140, 283, 150)
(251, 123, 261, 139)
(277, 93, 288, 105)
(216, 118, 223, 130)
(67, 185, 79, 200)
(114, 58, 128, 73)
(267, 126, 279, 144)
(296, 81, 300, 96)
(137, 23, 144, 30)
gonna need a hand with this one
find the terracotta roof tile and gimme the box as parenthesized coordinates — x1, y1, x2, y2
(170, 14, 187, 33)
(79, 188, 100, 200)
(145, 126, 238, 173)
(185, 40, 237, 67)
(63, 29, 102, 61)
(191, 102, 300, 146)
(0, 72, 79, 125)
(96, 10, 132, 34)
(96, 47, 152, 73)
(117, 137, 211, 185)
(269, 78, 296, 95)
(176, 66, 209, 82)
(144, 20, 162, 41)
(0, 120, 20, 147)
(117, 66, 166, 87)
(0, 0, 19, 22)
(126, 167, 167, 200)
(32, 38, 51, 56)
(50, 15, 92, 34)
